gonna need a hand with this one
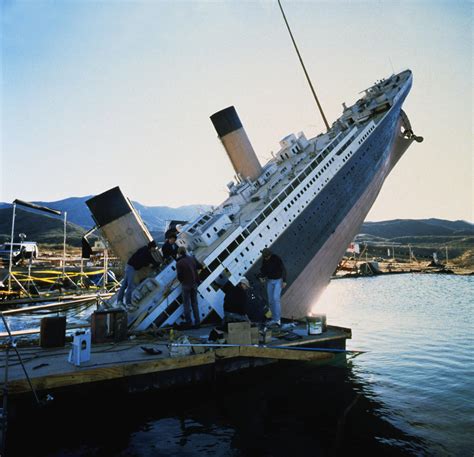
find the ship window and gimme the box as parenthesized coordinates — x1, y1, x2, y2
(256, 214, 265, 224)
(263, 208, 272, 217)
(228, 240, 238, 252)
(245, 247, 249, 251)
(259, 234, 263, 238)
(217, 250, 230, 262)
(248, 222, 258, 232)
(153, 312, 169, 328)
(167, 299, 181, 315)
(266, 225, 270, 230)
(209, 259, 220, 271)
(199, 267, 211, 281)
(236, 235, 245, 244)
(251, 241, 255, 246)
(206, 233, 211, 238)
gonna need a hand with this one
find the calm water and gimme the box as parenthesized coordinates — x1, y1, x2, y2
(4, 273, 474, 456)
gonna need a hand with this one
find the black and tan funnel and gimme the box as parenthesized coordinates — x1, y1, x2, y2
(210, 106, 262, 181)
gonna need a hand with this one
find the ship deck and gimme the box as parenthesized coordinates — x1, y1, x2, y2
(0, 323, 351, 399)
(192, 72, 400, 264)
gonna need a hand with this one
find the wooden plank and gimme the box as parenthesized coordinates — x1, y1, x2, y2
(240, 346, 335, 361)
(0, 293, 106, 307)
(281, 334, 349, 347)
(0, 324, 90, 338)
(215, 346, 240, 359)
(3, 295, 111, 315)
(5, 352, 216, 395)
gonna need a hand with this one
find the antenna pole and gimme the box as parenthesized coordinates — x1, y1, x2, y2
(277, 0, 330, 132)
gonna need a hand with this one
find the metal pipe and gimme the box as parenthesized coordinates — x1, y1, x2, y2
(0, 313, 40, 405)
(7, 203, 16, 292)
(1, 340, 10, 456)
(62, 211, 67, 276)
(170, 342, 364, 354)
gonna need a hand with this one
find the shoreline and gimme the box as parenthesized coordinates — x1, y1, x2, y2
(334, 258, 474, 278)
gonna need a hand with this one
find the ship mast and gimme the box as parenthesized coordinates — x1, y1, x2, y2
(277, 0, 330, 132)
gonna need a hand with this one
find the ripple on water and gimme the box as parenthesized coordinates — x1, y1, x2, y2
(317, 274, 474, 456)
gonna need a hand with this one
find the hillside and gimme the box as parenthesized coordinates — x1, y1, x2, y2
(359, 219, 474, 239)
(0, 197, 211, 247)
(0, 197, 211, 231)
(0, 208, 85, 247)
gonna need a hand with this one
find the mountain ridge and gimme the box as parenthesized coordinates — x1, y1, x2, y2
(1, 197, 472, 251)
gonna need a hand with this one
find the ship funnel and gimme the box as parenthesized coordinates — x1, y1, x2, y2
(210, 106, 262, 181)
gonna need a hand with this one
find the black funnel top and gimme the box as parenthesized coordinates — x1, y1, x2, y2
(210, 106, 243, 137)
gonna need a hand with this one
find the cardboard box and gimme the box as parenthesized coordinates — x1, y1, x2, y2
(91, 309, 128, 344)
(40, 316, 66, 348)
(227, 321, 251, 345)
(259, 329, 272, 344)
(250, 326, 259, 345)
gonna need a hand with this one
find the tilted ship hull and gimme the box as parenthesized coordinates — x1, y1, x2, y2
(87, 69, 421, 330)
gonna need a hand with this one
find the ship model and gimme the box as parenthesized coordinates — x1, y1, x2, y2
(86, 67, 422, 331)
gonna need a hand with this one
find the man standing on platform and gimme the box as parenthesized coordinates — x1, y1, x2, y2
(176, 247, 202, 328)
(117, 240, 160, 309)
(258, 248, 287, 326)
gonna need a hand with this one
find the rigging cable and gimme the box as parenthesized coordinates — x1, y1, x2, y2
(277, 0, 330, 132)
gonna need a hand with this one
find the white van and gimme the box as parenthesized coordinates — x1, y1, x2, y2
(0, 242, 39, 260)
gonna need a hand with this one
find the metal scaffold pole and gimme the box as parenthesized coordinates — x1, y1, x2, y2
(62, 211, 67, 276)
(7, 203, 16, 292)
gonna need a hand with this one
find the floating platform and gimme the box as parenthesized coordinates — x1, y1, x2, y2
(0, 323, 351, 400)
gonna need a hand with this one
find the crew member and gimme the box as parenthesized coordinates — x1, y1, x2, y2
(117, 240, 160, 308)
(162, 233, 178, 261)
(222, 277, 251, 323)
(176, 246, 202, 327)
(258, 248, 287, 326)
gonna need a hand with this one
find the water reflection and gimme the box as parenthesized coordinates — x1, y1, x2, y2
(4, 274, 473, 456)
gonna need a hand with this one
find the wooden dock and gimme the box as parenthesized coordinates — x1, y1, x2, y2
(0, 324, 351, 400)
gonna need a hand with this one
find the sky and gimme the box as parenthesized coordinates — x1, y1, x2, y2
(1, 0, 472, 222)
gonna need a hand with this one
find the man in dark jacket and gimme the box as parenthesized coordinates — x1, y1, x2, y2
(117, 240, 160, 308)
(161, 234, 178, 261)
(222, 277, 250, 323)
(176, 247, 201, 327)
(258, 248, 287, 325)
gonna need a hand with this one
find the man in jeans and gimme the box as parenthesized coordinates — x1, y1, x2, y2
(258, 248, 287, 326)
(176, 247, 202, 327)
(117, 240, 161, 309)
